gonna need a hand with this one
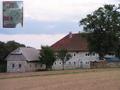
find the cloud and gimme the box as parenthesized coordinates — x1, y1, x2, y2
(1, 0, 119, 23)
(24, 0, 119, 22)
(0, 34, 65, 48)
(0, 0, 119, 23)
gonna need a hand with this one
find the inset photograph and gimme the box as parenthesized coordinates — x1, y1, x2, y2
(3, 1, 23, 28)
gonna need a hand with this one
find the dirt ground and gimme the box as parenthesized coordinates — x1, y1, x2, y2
(0, 68, 120, 90)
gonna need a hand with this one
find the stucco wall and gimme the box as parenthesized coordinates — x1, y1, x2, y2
(7, 60, 27, 72)
(52, 52, 99, 70)
(7, 61, 43, 72)
(25, 62, 43, 72)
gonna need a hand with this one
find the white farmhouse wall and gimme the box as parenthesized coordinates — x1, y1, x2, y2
(7, 61, 43, 72)
(52, 52, 99, 70)
(7, 60, 27, 72)
(25, 62, 42, 72)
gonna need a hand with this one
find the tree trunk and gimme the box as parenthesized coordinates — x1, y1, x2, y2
(99, 52, 105, 60)
(62, 61, 64, 70)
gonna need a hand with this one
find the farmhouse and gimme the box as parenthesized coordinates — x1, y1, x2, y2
(6, 32, 119, 72)
(51, 32, 99, 69)
(6, 47, 43, 72)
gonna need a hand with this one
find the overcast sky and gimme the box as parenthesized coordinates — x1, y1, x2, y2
(0, 0, 119, 48)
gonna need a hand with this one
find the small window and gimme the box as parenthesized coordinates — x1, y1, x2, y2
(93, 53, 95, 56)
(40, 64, 42, 67)
(74, 62, 76, 64)
(86, 53, 90, 56)
(12, 64, 14, 68)
(59, 62, 61, 64)
(76, 51, 79, 53)
(80, 61, 83, 64)
(19, 64, 21, 68)
(86, 62, 89, 64)
(74, 53, 75, 56)
(69, 62, 71, 64)
(54, 62, 56, 65)
(35, 64, 37, 67)
(30, 64, 31, 67)
(88, 53, 89, 56)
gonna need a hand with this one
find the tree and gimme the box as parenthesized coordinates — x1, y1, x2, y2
(0, 41, 6, 61)
(39, 46, 56, 70)
(5, 41, 25, 54)
(0, 41, 25, 72)
(80, 4, 120, 60)
(0, 40, 25, 61)
(57, 49, 71, 70)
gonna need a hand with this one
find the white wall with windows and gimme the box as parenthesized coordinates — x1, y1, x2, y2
(52, 52, 99, 70)
(7, 60, 27, 72)
(7, 61, 43, 72)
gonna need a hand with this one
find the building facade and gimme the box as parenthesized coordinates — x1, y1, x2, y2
(6, 47, 43, 72)
(51, 32, 99, 70)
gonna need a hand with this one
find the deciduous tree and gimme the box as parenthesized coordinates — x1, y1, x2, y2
(80, 4, 120, 59)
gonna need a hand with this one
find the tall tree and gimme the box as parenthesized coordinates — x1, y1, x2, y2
(80, 4, 120, 60)
(39, 46, 56, 70)
(57, 49, 71, 70)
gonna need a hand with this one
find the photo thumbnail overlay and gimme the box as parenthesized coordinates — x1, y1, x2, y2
(3, 1, 23, 28)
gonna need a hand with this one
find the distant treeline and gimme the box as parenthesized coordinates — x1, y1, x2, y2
(0, 41, 25, 61)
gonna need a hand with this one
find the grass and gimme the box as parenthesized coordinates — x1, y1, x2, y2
(0, 68, 120, 80)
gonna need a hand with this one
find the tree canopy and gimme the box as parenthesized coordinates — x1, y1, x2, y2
(0, 41, 25, 61)
(39, 46, 56, 70)
(80, 4, 120, 59)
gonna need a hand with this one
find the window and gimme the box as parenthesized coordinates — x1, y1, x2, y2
(74, 53, 75, 56)
(19, 64, 21, 68)
(86, 53, 89, 56)
(76, 51, 79, 53)
(35, 64, 37, 67)
(12, 64, 14, 68)
(93, 53, 95, 56)
(59, 62, 61, 64)
(30, 64, 31, 67)
(74, 62, 76, 64)
(69, 62, 71, 64)
(86, 62, 89, 64)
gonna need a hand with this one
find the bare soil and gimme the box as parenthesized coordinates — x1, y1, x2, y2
(0, 68, 120, 90)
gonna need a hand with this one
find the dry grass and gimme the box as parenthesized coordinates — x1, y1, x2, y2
(0, 68, 120, 90)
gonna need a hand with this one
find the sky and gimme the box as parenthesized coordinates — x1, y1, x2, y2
(0, 0, 119, 49)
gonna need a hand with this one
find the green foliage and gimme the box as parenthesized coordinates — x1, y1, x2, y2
(39, 46, 56, 70)
(57, 49, 71, 70)
(80, 4, 120, 59)
(0, 40, 25, 61)
(0, 41, 25, 72)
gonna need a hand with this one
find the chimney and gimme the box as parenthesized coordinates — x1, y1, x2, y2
(69, 32, 72, 38)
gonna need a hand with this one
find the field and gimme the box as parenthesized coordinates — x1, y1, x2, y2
(0, 68, 120, 90)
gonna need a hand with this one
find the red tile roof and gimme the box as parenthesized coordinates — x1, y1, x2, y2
(51, 33, 89, 52)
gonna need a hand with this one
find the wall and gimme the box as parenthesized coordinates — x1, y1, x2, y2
(7, 60, 27, 72)
(25, 62, 44, 72)
(52, 52, 99, 70)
